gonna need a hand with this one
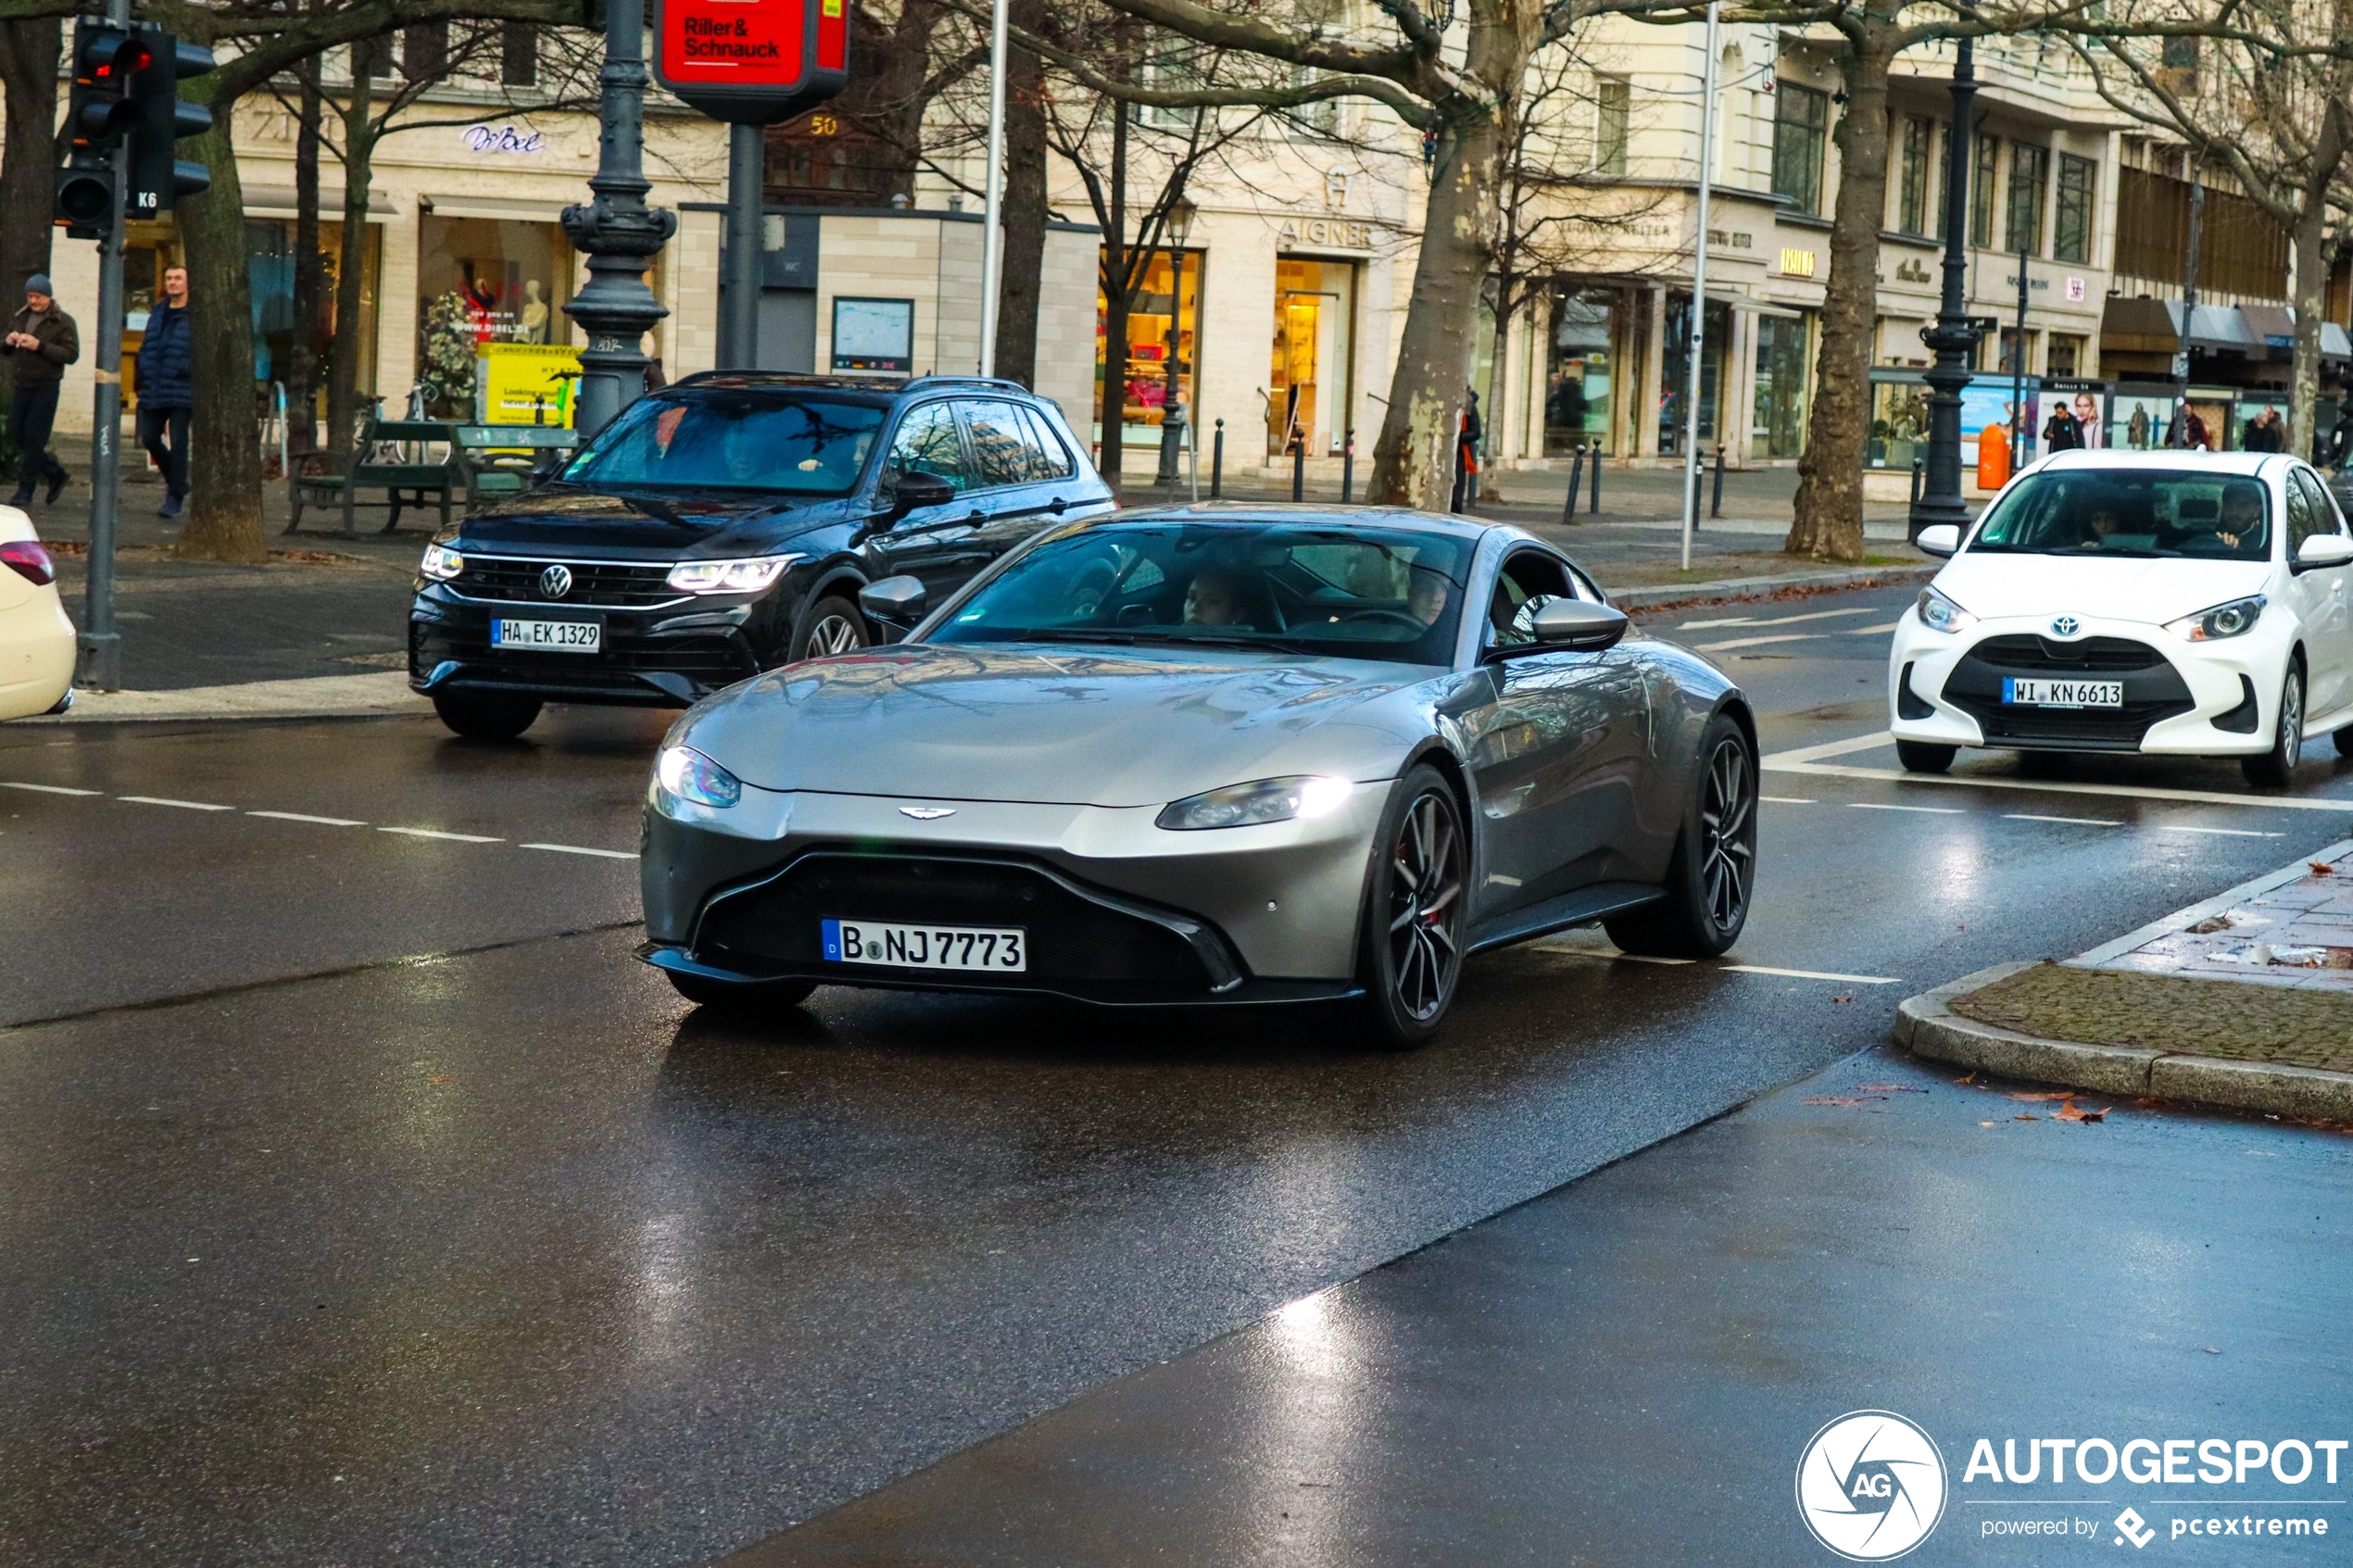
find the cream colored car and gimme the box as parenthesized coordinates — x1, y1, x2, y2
(0, 506, 74, 719)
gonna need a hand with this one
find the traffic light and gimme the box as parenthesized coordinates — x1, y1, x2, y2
(56, 16, 149, 235)
(126, 30, 213, 218)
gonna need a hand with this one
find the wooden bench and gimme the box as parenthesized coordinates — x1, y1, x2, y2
(453, 424, 580, 510)
(286, 413, 459, 537)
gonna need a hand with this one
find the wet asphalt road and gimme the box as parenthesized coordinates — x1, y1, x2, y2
(5, 582, 2352, 1564)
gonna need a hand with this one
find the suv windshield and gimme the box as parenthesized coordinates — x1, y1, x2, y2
(1970, 469, 2271, 561)
(928, 521, 1473, 665)
(560, 390, 887, 494)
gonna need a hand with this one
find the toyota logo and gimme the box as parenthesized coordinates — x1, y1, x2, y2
(540, 564, 573, 599)
(2049, 615, 2081, 637)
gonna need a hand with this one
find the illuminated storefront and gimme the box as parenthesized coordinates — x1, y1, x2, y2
(1097, 250, 1201, 454)
(1267, 257, 1356, 458)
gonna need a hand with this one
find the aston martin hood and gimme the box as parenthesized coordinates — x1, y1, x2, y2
(1932, 553, 2273, 626)
(685, 644, 1437, 808)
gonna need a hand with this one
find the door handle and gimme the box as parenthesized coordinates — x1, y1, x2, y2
(966, 509, 987, 523)
(1049, 496, 1068, 514)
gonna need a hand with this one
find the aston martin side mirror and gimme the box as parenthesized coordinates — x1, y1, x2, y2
(1915, 523, 1961, 558)
(1529, 598, 1628, 651)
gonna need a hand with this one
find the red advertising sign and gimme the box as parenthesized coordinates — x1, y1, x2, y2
(654, 0, 848, 125)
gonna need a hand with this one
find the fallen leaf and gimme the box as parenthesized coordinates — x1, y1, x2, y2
(2135, 1096, 2173, 1110)
(2053, 1098, 2108, 1123)
(2009, 1091, 2072, 1102)
(1832, 993, 1854, 1004)
(427, 1074, 454, 1085)
(1806, 1095, 1881, 1107)
(1953, 1072, 1979, 1085)
(1858, 1084, 1929, 1094)
(2014, 1112, 2040, 1121)
(2311, 862, 2334, 876)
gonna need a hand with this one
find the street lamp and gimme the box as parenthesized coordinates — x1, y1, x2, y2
(561, 0, 676, 436)
(1909, 29, 1986, 540)
(1164, 194, 1196, 249)
(1153, 196, 1197, 488)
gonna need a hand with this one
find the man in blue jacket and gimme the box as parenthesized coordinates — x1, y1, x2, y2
(134, 264, 193, 518)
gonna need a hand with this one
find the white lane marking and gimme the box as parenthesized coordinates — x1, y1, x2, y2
(1534, 945, 1696, 966)
(1760, 796, 1816, 804)
(247, 810, 367, 826)
(1845, 621, 1903, 634)
(1772, 759, 2353, 812)
(2006, 812, 2123, 827)
(1848, 801, 1965, 814)
(378, 826, 503, 844)
(1722, 964, 1903, 985)
(1763, 731, 1896, 765)
(1678, 607, 1881, 632)
(118, 796, 235, 811)
(0, 780, 101, 797)
(1692, 632, 1827, 652)
(521, 842, 638, 859)
(2160, 824, 2286, 838)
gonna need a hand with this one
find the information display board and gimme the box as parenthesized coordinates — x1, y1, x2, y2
(653, 0, 849, 124)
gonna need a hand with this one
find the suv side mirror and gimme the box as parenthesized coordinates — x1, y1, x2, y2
(859, 574, 928, 633)
(2297, 533, 2353, 568)
(1915, 523, 1961, 558)
(884, 470, 956, 522)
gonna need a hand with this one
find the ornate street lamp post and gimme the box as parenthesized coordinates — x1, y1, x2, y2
(563, 0, 677, 436)
(1909, 31, 1986, 539)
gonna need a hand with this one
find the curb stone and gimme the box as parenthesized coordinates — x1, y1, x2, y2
(1895, 960, 2353, 1120)
(1611, 563, 1937, 613)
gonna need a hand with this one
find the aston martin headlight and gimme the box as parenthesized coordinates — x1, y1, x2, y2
(1915, 587, 1977, 635)
(655, 745, 742, 809)
(420, 543, 464, 581)
(666, 554, 802, 595)
(2165, 594, 2267, 642)
(1155, 775, 1352, 831)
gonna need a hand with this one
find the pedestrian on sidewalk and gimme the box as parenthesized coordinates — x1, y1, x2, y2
(134, 265, 194, 519)
(2040, 400, 2082, 453)
(2, 274, 79, 508)
(1450, 387, 1482, 514)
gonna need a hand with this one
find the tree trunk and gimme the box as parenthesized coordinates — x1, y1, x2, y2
(174, 86, 271, 564)
(1098, 104, 1128, 497)
(1785, 35, 1895, 564)
(991, 0, 1049, 387)
(327, 75, 376, 458)
(290, 73, 324, 455)
(0, 15, 60, 468)
(852, 0, 943, 201)
(2287, 101, 2347, 462)
(1366, 110, 1504, 508)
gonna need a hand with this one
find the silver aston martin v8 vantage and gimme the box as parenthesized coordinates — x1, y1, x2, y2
(637, 506, 1758, 1044)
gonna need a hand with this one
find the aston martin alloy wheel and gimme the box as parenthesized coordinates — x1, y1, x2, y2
(2243, 661, 2305, 788)
(1606, 713, 1756, 958)
(799, 596, 870, 660)
(1358, 764, 1467, 1047)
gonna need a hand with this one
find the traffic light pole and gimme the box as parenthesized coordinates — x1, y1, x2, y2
(79, 0, 132, 691)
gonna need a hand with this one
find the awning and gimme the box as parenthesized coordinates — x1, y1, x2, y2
(240, 184, 396, 219)
(2326, 322, 2352, 362)
(2185, 303, 2258, 350)
(2098, 295, 2181, 353)
(421, 194, 574, 222)
(2238, 304, 2297, 348)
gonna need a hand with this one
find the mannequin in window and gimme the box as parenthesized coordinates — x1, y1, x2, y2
(519, 280, 550, 345)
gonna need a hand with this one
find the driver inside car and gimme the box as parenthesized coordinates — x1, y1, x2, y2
(2216, 482, 2265, 550)
(1182, 566, 1254, 627)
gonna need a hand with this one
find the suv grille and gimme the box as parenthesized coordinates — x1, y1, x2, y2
(1969, 634, 2167, 672)
(452, 557, 680, 608)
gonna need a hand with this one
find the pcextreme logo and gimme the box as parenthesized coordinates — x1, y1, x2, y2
(1797, 1411, 1950, 1561)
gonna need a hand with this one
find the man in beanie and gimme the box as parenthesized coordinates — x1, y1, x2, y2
(2, 274, 79, 507)
(134, 265, 193, 518)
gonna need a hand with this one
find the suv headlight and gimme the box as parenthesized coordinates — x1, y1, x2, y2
(655, 745, 742, 809)
(2165, 595, 2266, 642)
(666, 554, 802, 595)
(420, 543, 463, 581)
(1156, 775, 1353, 831)
(1915, 586, 1977, 635)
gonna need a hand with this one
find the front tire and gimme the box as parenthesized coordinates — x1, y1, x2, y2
(2333, 721, 2353, 759)
(1353, 764, 1468, 1048)
(666, 971, 818, 1010)
(432, 689, 541, 740)
(2242, 663, 2305, 788)
(1894, 738, 1956, 773)
(797, 595, 871, 660)
(1605, 713, 1757, 958)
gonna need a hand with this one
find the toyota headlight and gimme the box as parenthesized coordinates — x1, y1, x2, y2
(666, 554, 802, 595)
(2165, 595, 2266, 642)
(654, 745, 742, 809)
(1915, 587, 1978, 635)
(420, 543, 464, 581)
(1155, 775, 1353, 831)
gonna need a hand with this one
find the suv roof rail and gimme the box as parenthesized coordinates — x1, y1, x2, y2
(900, 375, 1035, 394)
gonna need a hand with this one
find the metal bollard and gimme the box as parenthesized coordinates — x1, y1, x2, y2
(1565, 447, 1585, 525)
(1589, 448, 1602, 514)
(1211, 420, 1224, 498)
(1340, 428, 1354, 503)
(1911, 458, 1924, 506)
(1711, 443, 1725, 519)
(1292, 439, 1304, 502)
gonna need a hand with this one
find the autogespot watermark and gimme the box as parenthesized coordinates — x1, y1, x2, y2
(1799, 1413, 2349, 1557)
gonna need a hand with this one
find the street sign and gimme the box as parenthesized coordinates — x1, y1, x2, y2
(653, 0, 848, 124)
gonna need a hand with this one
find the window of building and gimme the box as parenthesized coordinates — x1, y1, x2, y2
(1659, 294, 1731, 455)
(1595, 76, 1629, 176)
(1896, 116, 1934, 235)
(1265, 257, 1354, 457)
(2054, 153, 2095, 263)
(766, 112, 891, 206)
(2048, 333, 2084, 377)
(1970, 134, 1999, 248)
(416, 216, 573, 419)
(1998, 326, 2037, 375)
(1099, 248, 1203, 453)
(354, 35, 391, 79)
(2006, 143, 2049, 255)
(500, 22, 537, 87)
(1772, 82, 1830, 214)
(402, 20, 448, 80)
(1136, 48, 1201, 131)
(1544, 287, 1617, 457)
(1754, 313, 1812, 458)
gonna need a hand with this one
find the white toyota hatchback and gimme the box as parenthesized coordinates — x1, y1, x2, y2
(0, 505, 72, 721)
(1889, 450, 2353, 787)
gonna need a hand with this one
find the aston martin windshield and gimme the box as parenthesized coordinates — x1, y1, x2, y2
(560, 390, 887, 493)
(930, 521, 1474, 664)
(1969, 470, 2271, 561)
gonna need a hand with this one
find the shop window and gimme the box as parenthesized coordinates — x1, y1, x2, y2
(2054, 153, 2095, 264)
(1543, 288, 1616, 457)
(2006, 143, 2048, 256)
(1771, 83, 1828, 214)
(1659, 293, 1730, 456)
(417, 214, 573, 418)
(1265, 257, 1355, 457)
(2048, 332, 2084, 378)
(1869, 377, 1929, 470)
(1097, 248, 1201, 451)
(1753, 313, 1812, 459)
(1970, 134, 1999, 249)
(1594, 77, 1629, 176)
(1896, 115, 1933, 235)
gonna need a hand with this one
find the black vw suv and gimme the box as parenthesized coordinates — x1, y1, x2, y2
(409, 372, 1114, 738)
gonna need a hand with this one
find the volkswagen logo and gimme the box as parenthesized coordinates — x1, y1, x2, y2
(539, 564, 573, 599)
(2049, 615, 2081, 637)
(899, 806, 955, 821)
